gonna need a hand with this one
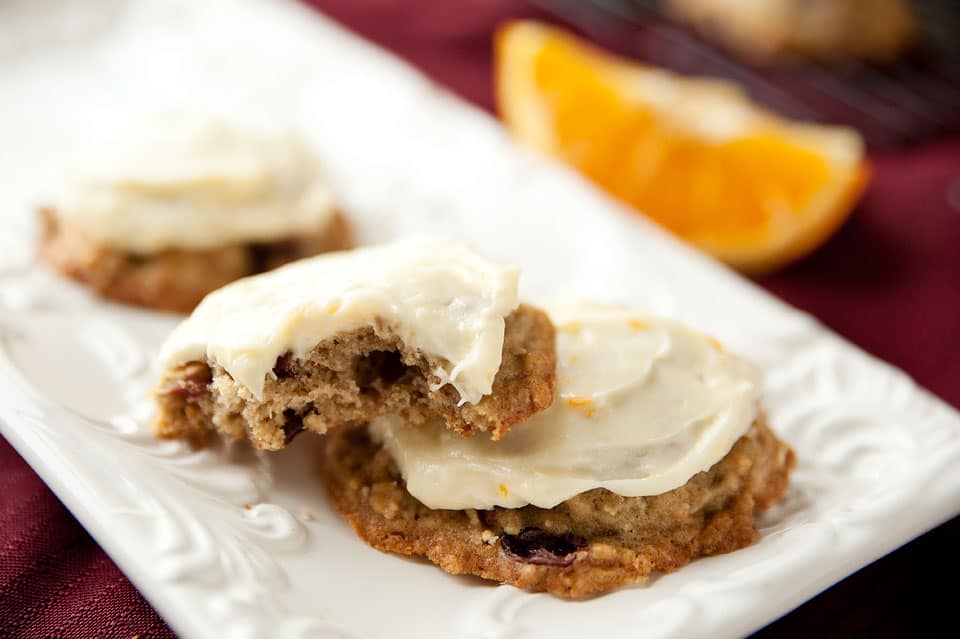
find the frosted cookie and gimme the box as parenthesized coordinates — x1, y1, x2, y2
(323, 303, 794, 597)
(38, 119, 352, 312)
(153, 237, 556, 450)
(664, 0, 917, 64)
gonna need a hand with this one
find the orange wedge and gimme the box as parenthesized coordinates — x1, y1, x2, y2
(495, 20, 869, 273)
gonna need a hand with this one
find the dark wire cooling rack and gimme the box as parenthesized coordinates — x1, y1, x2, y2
(530, 0, 960, 149)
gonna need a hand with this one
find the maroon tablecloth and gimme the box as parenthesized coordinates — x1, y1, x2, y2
(1, 1, 957, 637)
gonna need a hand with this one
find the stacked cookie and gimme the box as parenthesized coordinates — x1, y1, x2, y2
(152, 236, 794, 597)
(154, 237, 556, 448)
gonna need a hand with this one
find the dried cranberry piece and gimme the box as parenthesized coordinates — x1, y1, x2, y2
(164, 363, 211, 401)
(273, 353, 295, 379)
(500, 527, 585, 567)
(282, 410, 304, 445)
(478, 509, 497, 528)
(167, 380, 206, 400)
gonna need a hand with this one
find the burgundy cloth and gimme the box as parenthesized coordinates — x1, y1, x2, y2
(1, 1, 957, 637)
(0, 439, 174, 639)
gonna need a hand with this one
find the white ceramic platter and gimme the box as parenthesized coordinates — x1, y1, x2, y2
(1, 1, 958, 637)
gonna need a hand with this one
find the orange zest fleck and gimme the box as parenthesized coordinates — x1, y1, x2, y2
(566, 395, 598, 418)
(566, 396, 593, 408)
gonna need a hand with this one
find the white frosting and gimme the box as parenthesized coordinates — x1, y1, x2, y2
(54, 119, 337, 253)
(372, 302, 761, 510)
(158, 237, 520, 402)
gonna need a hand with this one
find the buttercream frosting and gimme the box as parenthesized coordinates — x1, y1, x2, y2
(372, 302, 761, 509)
(158, 236, 520, 403)
(55, 119, 337, 253)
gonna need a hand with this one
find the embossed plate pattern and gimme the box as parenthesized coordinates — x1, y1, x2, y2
(1, 1, 959, 638)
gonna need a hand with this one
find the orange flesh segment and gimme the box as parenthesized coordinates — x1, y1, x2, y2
(498, 22, 869, 273)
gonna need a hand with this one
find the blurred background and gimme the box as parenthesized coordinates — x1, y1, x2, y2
(532, 0, 960, 148)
